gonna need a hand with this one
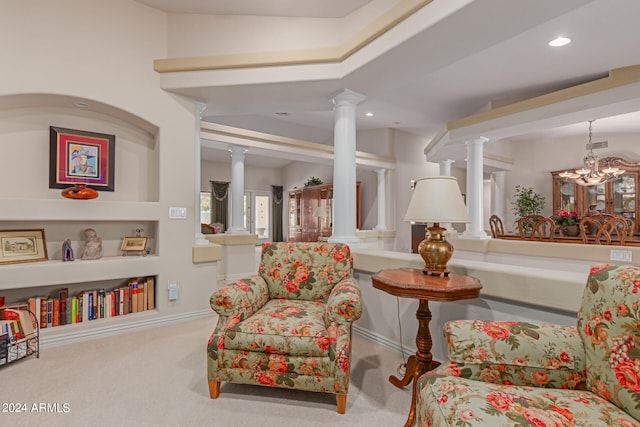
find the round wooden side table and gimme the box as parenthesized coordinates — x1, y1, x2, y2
(371, 268, 482, 427)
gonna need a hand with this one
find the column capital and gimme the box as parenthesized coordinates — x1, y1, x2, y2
(229, 145, 248, 157)
(331, 88, 366, 107)
(465, 136, 489, 146)
(374, 168, 387, 176)
(195, 102, 207, 119)
(491, 170, 507, 178)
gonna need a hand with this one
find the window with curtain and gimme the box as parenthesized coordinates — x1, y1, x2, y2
(210, 181, 230, 232)
(272, 185, 283, 242)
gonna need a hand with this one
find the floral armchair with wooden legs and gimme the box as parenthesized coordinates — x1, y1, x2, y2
(207, 242, 362, 414)
(416, 263, 640, 427)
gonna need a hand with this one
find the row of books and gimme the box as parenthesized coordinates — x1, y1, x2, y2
(0, 308, 38, 365)
(2, 276, 155, 330)
(0, 308, 37, 342)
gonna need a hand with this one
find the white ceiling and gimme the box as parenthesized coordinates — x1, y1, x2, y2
(140, 0, 640, 168)
(136, 0, 373, 18)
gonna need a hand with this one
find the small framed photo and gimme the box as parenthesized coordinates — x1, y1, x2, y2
(0, 229, 48, 265)
(49, 126, 115, 192)
(121, 236, 147, 252)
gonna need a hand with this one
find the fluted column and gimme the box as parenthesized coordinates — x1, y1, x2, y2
(462, 137, 490, 239)
(439, 159, 456, 234)
(439, 159, 455, 176)
(491, 171, 507, 225)
(194, 102, 209, 245)
(227, 145, 249, 234)
(374, 168, 387, 230)
(328, 89, 365, 246)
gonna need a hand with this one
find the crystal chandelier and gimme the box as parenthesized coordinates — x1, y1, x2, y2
(559, 120, 624, 186)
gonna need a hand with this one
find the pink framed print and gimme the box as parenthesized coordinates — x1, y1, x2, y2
(49, 126, 115, 192)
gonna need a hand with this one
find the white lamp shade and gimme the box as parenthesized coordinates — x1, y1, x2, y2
(404, 176, 470, 223)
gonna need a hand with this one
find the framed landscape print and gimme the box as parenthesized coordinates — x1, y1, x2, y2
(121, 236, 147, 252)
(0, 229, 48, 265)
(49, 126, 115, 192)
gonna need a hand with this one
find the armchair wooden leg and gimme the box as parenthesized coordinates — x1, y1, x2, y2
(208, 381, 220, 399)
(336, 394, 346, 414)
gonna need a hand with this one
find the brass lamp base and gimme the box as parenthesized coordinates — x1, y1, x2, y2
(417, 223, 453, 276)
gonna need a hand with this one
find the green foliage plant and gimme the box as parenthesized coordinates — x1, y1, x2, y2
(512, 185, 545, 224)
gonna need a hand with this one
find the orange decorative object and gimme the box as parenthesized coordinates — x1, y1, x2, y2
(61, 184, 98, 200)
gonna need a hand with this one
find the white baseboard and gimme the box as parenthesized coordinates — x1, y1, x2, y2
(353, 324, 416, 358)
(39, 309, 212, 348)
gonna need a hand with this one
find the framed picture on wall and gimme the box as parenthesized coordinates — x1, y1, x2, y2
(0, 229, 48, 265)
(49, 126, 115, 192)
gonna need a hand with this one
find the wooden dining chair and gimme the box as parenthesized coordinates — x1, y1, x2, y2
(489, 215, 504, 238)
(579, 215, 628, 245)
(517, 215, 555, 241)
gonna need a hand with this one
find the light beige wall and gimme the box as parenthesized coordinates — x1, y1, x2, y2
(502, 133, 639, 230)
(393, 129, 439, 252)
(201, 160, 284, 192)
(0, 0, 217, 318)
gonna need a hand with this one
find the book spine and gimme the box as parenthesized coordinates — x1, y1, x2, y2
(99, 289, 105, 319)
(147, 277, 155, 310)
(46, 299, 53, 328)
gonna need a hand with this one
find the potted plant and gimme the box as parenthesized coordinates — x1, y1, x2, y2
(304, 177, 323, 187)
(552, 209, 581, 236)
(511, 185, 545, 231)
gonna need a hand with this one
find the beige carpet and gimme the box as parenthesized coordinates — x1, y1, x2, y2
(0, 314, 413, 426)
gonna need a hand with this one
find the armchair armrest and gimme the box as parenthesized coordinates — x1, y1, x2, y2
(209, 274, 269, 321)
(325, 278, 362, 324)
(430, 320, 586, 389)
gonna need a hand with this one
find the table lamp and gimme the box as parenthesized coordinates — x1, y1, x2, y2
(404, 176, 470, 276)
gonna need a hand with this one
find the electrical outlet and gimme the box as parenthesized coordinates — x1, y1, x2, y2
(168, 283, 178, 300)
(610, 249, 632, 262)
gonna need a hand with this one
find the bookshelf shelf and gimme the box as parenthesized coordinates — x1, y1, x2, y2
(0, 199, 161, 221)
(0, 255, 161, 291)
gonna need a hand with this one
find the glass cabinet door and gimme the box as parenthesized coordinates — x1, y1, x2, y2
(613, 174, 636, 221)
(559, 182, 576, 212)
(585, 184, 607, 214)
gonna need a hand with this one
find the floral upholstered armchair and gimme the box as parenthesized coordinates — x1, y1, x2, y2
(416, 263, 640, 427)
(207, 242, 362, 414)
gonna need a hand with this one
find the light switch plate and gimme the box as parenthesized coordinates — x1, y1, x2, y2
(168, 283, 178, 300)
(610, 249, 632, 262)
(169, 207, 187, 219)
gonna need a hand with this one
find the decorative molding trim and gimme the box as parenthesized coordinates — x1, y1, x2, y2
(353, 324, 415, 358)
(39, 310, 211, 348)
(154, 0, 433, 73)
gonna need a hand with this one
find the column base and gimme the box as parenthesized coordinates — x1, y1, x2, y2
(226, 228, 250, 235)
(460, 230, 491, 240)
(328, 235, 367, 249)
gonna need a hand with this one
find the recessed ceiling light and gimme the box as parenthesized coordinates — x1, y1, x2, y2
(365, 112, 374, 117)
(74, 101, 89, 108)
(548, 37, 571, 47)
(275, 112, 290, 116)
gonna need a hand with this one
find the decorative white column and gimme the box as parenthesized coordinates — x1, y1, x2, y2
(194, 102, 209, 245)
(227, 145, 249, 234)
(462, 137, 490, 239)
(328, 89, 365, 246)
(491, 171, 507, 224)
(439, 159, 456, 234)
(374, 168, 387, 230)
(439, 159, 455, 176)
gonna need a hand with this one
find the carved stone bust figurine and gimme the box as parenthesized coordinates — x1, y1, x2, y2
(81, 228, 103, 260)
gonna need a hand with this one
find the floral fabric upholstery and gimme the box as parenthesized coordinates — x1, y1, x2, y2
(577, 264, 640, 420)
(259, 242, 353, 302)
(208, 242, 361, 399)
(416, 263, 640, 427)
